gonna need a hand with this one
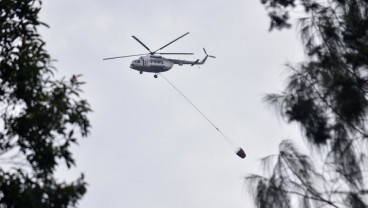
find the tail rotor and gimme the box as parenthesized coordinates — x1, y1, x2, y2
(203, 48, 216, 58)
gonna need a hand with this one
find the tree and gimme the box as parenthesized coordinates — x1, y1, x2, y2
(0, 0, 91, 207)
(247, 0, 368, 207)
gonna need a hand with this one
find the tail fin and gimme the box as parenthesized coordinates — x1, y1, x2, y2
(199, 48, 216, 64)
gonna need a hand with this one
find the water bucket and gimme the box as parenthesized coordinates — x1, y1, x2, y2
(235, 147, 246, 159)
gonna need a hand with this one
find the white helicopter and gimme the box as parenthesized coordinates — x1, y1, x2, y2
(103, 32, 215, 78)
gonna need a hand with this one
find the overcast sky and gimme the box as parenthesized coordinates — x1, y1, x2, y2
(39, 1, 304, 208)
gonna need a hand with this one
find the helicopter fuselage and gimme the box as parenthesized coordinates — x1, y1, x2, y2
(130, 55, 174, 73)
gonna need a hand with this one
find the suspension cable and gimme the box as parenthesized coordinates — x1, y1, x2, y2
(159, 73, 246, 159)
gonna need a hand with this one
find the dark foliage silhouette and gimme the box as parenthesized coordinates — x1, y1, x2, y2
(247, 0, 368, 207)
(0, 0, 91, 207)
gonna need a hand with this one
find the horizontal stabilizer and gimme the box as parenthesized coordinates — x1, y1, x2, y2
(191, 59, 200, 66)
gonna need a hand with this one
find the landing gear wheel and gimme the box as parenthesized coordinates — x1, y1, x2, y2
(154, 74, 158, 78)
(140, 71, 143, 74)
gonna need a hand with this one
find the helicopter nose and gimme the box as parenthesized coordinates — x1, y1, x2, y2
(130, 64, 134, 68)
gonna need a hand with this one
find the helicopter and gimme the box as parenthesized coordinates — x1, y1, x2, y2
(103, 32, 216, 78)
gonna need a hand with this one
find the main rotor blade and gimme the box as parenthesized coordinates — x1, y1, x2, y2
(132, 36, 152, 54)
(156, 53, 194, 55)
(153, 32, 190, 53)
(102, 53, 147, 60)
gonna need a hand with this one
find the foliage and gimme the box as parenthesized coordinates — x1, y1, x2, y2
(0, 0, 91, 207)
(247, 0, 368, 207)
